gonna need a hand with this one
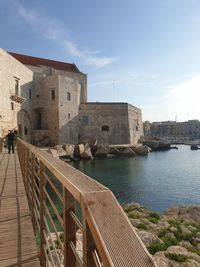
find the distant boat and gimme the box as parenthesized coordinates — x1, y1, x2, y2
(191, 145, 198, 150)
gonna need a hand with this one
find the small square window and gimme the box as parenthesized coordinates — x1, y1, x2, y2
(83, 116, 89, 125)
(102, 125, 109, 131)
(67, 92, 71, 101)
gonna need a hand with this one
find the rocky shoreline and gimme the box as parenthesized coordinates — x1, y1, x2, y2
(46, 138, 173, 161)
(123, 203, 200, 266)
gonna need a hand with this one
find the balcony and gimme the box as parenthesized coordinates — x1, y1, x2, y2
(10, 94, 26, 104)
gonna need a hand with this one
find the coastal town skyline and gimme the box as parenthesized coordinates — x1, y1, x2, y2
(1, 0, 200, 122)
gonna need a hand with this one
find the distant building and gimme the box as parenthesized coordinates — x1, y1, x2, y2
(0, 48, 143, 145)
(78, 103, 143, 144)
(143, 120, 200, 140)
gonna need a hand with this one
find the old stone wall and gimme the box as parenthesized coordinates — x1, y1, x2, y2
(26, 65, 87, 103)
(128, 105, 143, 144)
(31, 74, 59, 145)
(58, 75, 81, 144)
(78, 103, 131, 144)
(0, 49, 33, 140)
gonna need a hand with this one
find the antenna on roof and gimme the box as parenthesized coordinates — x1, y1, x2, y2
(113, 80, 116, 102)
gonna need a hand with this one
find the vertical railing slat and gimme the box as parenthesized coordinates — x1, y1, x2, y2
(83, 220, 97, 267)
(63, 188, 76, 267)
(39, 161, 46, 267)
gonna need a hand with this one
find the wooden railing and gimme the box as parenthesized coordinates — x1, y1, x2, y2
(17, 139, 156, 267)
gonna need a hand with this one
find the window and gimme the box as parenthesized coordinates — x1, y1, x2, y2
(24, 126, 28, 135)
(15, 79, 19, 96)
(136, 126, 139, 131)
(67, 92, 71, 101)
(102, 125, 109, 131)
(68, 113, 70, 119)
(29, 89, 32, 99)
(83, 116, 89, 125)
(11, 102, 14, 110)
(51, 89, 55, 100)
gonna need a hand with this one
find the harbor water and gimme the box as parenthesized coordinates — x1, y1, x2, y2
(70, 145, 200, 212)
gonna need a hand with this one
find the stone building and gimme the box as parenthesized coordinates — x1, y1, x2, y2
(78, 103, 143, 144)
(0, 48, 143, 146)
(0, 49, 87, 145)
(0, 49, 33, 142)
(143, 120, 200, 140)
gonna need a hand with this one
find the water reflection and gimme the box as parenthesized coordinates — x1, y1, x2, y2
(70, 146, 200, 212)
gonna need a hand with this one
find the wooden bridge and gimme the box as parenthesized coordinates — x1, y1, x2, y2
(0, 139, 156, 267)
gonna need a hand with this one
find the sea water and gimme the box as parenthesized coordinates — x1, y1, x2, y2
(70, 145, 200, 212)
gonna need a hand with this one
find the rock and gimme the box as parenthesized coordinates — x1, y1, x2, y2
(130, 219, 142, 227)
(80, 143, 93, 160)
(109, 147, 120, 155)
(164, 232, 176, 240)
(137, 230, 164, 247)
(170, 227, 178, 233)
(123, 202, 143, 213)
(78, 144, 85, 155)
(143, 140, 159, 151)
(122, 147, 136, 156)
(131, 145, 151, 155)
(95, 144, 109, 157)
(153, 252, 178, 267)
(166, 246, 200, 263)
(187, 225, 197, 232)
(158, 140, 171, 151)
(181, 259, 200, 267)
(47, 149, 59, 158)
(110, 146, 136, 157)
(141, 218, 152, 225)
(178, 241, 193, 248)
(55, 145, 66, 157)
(63, 144, 75, 158)
(154, 221, 171, 234)
(164, 206, 200, 224)
(180, 225, 192, 236)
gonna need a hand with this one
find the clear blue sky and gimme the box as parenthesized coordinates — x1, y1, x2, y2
(1, 0, 200, 122)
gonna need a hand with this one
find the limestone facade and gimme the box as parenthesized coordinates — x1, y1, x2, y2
(0, 49, 33, 142)
(78, 103, 143, 144)
(0, 49, 87, 145)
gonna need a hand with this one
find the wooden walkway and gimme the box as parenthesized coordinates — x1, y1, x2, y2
(0, 151, 40, 267)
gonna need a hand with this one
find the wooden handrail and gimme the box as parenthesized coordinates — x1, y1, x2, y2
(17, 139, 156, 267)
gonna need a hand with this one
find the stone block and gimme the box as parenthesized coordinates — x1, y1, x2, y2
(55, 145, 66, 157)
(47, 149, 59, 158)
(63, 144, 75, 157)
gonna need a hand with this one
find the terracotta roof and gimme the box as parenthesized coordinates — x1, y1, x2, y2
(9, 52, 81, 73)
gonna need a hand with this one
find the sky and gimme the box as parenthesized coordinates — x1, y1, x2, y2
(1, 0, 200, 122)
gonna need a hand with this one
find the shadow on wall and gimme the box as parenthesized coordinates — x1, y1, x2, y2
(58, 115, 79, 145)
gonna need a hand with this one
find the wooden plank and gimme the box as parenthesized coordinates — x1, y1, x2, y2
(0, 152, 40, 267)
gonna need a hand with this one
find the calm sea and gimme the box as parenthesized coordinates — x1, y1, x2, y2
(70, 145, 200, 212)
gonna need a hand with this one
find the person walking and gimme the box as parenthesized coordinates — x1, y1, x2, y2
(7, 130, 15, 154)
